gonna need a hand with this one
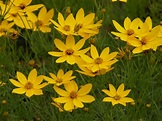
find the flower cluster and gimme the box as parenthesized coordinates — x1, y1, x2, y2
(111, 17, 162, 53)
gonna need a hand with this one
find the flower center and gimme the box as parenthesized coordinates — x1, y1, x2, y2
(19, 3, 26, 10)
(95, 57, 103, 64)
(70, 91, 77, 99)
(127, 29, 134, 36)
(74, 24, 83, 32)
(24, 82, 33, 90)
(65, 49, 74, 55)
(141, 37, 147, 45)
(63, 25, 70, 31)
(114, 95, 121, 100)
(56, 78, 62, 83)
(36, 20, 43, 27)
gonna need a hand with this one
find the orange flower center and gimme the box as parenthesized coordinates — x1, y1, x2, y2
(74, 24, 83, 32)
(95, 57, 103, 64)
(63, 25, 70, 31)
(56, 79, 62, 83)
(36, 20, 43, 27)
(24, 82, 33, 90)
(65, 49, 74, 55)
(19, 3, 26, 10)
(127, 29, 134, 36)
(141, 37, 147, 45)
(114, 94, 121, 100)
(70, 91, 77, 99)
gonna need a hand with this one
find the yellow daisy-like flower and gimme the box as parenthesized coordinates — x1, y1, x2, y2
(0, 20, 14, 37)
(48, 35, 90, 65)
(81, 44, 118, 72)
(111, 17, 142, 41)
(9, 69, 48, 98)
(53, 81, 95, 111)
(102, 83, 134, 106)
(43, 69, 76, 86)
(50, 13, 76, 35)
(27, 6, 54, 33)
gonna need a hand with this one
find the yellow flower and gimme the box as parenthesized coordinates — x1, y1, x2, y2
(129, 25, 162, 53)
(10, 0, 44, 14)
(48, 35, 90, 65)
(81, 44, 118, 72)
(0, 81, 6, 86)
(0, 20, 14, 37)
(10, 69, 48, 98)
(73, 8, 102, 37)
(53, 81, 95, 111)
(50, 13, 76, 35)
(43, 69, 76, 86)
(51, 98, 64, 112)
(111, 17, 142, 41)
(27, 6, 54, 32)
(102, 83, 134, 106)
(112, 0, 127, 2)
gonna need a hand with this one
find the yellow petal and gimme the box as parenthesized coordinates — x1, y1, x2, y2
(112, 20, 126, 33)
(54, 38, 66, 51)
(66, 35, 75, 48)
(66, 56, 76, 65)
(73, 98, 84, 108)
(82, 13, 95, 25)
(64, 99, 74, 111)
(54, 97, 70, 103)
(132, 47, 143, 54)
(17, 71, 28, 84)
(12, 88, 26, 94)
(102, 97, 114, 102)
(124, 17, 131, 30)
(38, 7, 47, 21)
(33, 89, 43, 95)
(100, 47, 110, 59)
(57, 69, 64, 79)
(28, 69, 37, 82)
(54, 85, 69, 96)
(26, 89, 34, 97)
(76, 8, 84, 23)
(56, 56, 67, 63)
(80, 54, 94, 63)
(117, 83, 124, 95)
(91, 44, 99, 59)
(10, 79, 24, 87)
(64, 81, 78, 92)
(120, 90, 131, 97)
(77, 95, 95, 103)
(102, 89, 115, 97)
(109, 84, 117, 96)
(145, 16, 152, 30)
(48, 51, 63, 57)
(34, 82, 48, 89)
(77, 83, 92, 96)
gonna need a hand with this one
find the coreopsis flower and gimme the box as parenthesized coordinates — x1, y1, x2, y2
(129, 25, 162, 53)
(9, 69, 48, 98)
(48, 35, 90, 65)
(53, 81, 95, 111)
(10, 0, 44, 15)
(112, 0, 127, 2)
(51, 98, 64, 112)
(27, 7, 54, 32)
(73, 8, 102, 37)
(111, 17, 142, 41)
(50, 13, 76, 35)
(80, 44, 118, 72)
(102, 83, 134, 106)
(0, 20, 14, 37)
(43, 69, 76, 86)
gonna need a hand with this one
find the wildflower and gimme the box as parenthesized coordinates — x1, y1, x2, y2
(51, 98, 64, 112)
(0, 20, 14, 37)
(28, 7, 54, 32)
(129, 25, 162, 53)
(53, 81, 95, 111)
(48, 35, 89, 65)
(9, 29, 19, 40)
(81, 44, 118, 72)
(102, 83, 134, 106)
(111, 17, 142, 41)
(43, 69, 76, 86)
(10, 69, 48, 98)
(0, 81, 6, 86)
(50, 13, 76, 35)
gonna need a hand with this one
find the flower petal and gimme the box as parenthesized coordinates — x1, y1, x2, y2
(10, 79, 24, 87)
(54, 97, 70, 103)
(28, 69, 37, 83)
(64, 99, 74, 111)
(109, 84, 117, 96)
(77, 95, 95, 103)
(91, 44, 99, 59)
(64, 81, 78, 92)
(17, 71, 28, 84)
(77, 83, 92, 96)
(12, 88, 26, 94)
(73, 98, 84, 108)
(54, 85, 69, 96)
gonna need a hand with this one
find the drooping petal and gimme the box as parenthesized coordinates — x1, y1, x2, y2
(77, 95, 95, 103)
(54, 85, 69, 96)
(73, 98, 84, 108)
(77, 83, 92, 96)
